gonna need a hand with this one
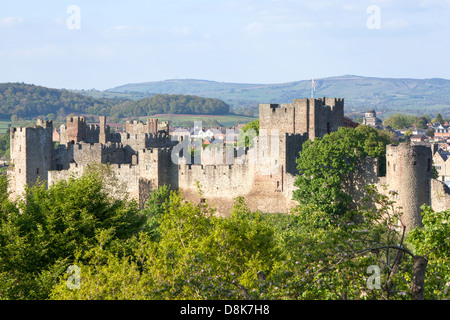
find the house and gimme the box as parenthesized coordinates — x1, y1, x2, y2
(410, 134, 427, 143)
(435, 125, 450, 139)
(433, 150, 450, 182)
(439, 143, 450, 152)
(412, 129, 427, 136)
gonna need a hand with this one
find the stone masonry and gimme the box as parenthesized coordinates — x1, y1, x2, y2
(7, 98, 450, 229)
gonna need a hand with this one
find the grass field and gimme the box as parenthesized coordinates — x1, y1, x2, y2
(0, 120, 10, 134)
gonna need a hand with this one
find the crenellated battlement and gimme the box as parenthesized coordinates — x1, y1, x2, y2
(260, 97, 344, 141)
(67, 116, 86, 123)
(125, 118, 160, 135)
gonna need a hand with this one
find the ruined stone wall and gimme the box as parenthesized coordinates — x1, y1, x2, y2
(259, 103, 296, 136)
(53, 143, 74, 170)
(177, 161, 255, 215)
(48, 162, 148, 206)
(119, 132, 171, 162)
(54, 142, 126, 167)
(345, 157, 380, 209)
(178, 130, 307, 215)
(178, 163, 254, 198)
(125, 119, 159, 135)
(86, 125, 100, 143)
(48, 162, 84, 185)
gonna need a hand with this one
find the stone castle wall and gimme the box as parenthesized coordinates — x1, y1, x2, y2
(8, 98, 449, 224)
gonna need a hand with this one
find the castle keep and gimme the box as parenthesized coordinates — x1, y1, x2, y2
(7, 97, 450, 230)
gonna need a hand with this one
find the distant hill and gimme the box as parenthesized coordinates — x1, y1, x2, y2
(106, 75, 450, 119)
(0, 83, 124, 120)
(109, 94, 230, 118)
(0, 83, 231, 120)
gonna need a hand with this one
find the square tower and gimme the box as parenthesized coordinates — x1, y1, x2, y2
(259, 97, 344, 140)
(8, 120, 53, 199)
(66, 116, 87, 143)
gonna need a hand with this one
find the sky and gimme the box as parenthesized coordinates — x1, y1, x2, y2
(0, 0, 449, 90)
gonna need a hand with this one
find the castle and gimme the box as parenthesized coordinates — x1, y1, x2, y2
(7, 97, 450, 231)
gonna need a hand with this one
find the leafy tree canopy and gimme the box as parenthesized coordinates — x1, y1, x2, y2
(293, 125, 392, 216)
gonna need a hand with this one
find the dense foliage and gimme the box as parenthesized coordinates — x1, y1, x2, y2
(0, 172, 145, 299)
(0, 83, 121, 119)
(293, 125, 392, 216)
(0, 133, 9, 159)
(0, 165, 448, 300)
(383, 113, 433, 130)
(0, 83, 231, 120)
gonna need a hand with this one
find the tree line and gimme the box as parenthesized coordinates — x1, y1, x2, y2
(0, 83, 231, 120)
(381, 113, 448, 130)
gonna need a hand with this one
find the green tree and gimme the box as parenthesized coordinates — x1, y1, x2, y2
(293, 126, 391, 216)
(404, 129, 413, 139)
(408, 206, 450, 299)
(140, 185, 172, 241)
(383, 114, 415, 130)
(433, 113, 445, 124)
(50, 194, 282, 300)
(0, 133, 10, 159)
(237, 119, 259, 147)
(0, 171, 145, 299)
(415, 116, 428, 130)
(47, 186, 448, 300)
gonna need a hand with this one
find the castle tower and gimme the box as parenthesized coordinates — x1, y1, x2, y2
(386, 144, 433, 233)
(147, 118, 158, 134)
(8, 119, 53, 199)
(66, 116, 86, 143)
(258, 97, 344, 141)
(257, 97, 344, 178)
(99, 116, 108, 144)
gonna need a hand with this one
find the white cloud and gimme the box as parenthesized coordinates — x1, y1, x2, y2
(245, 22, 264, 34)
(0, 16, 24, 26)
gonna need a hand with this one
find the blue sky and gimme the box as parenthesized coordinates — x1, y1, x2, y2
(1, 0, 449, 90)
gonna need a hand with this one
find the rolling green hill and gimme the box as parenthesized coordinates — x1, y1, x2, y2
(106, 75, 450, 119)
(0, 83, 232, 120)
(0, 83, 124, 120)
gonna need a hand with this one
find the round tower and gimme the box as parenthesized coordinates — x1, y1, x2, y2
(386, 144, 432, 232)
